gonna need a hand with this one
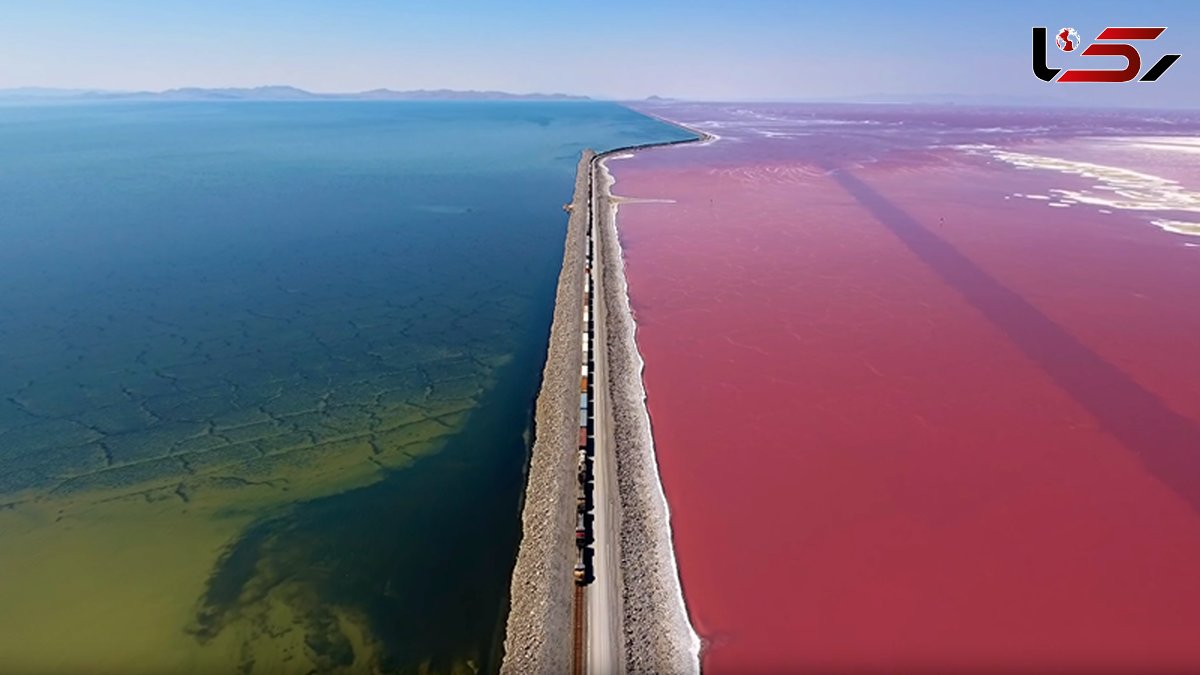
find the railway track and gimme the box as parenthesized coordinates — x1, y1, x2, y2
(572, 584, 587, 675)
(571, 139, 702, 674)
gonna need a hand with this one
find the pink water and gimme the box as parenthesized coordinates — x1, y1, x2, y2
(614, 103, 1200, 673)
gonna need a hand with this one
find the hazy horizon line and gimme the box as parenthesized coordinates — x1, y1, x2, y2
(2, 85, 1198, 111)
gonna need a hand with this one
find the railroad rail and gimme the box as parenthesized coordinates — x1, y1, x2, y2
(572, 585, 587, 675)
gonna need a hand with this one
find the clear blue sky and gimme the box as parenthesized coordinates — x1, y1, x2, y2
(2, 0, 1197, 106)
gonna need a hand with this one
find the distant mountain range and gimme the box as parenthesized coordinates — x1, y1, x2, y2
(0, 86, 591, 102)
(8, 88, 1180, 110)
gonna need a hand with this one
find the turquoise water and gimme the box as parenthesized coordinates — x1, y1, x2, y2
(0, 102, 692, 673)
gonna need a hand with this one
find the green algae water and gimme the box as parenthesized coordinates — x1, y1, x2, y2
(0, 101, 693, 674)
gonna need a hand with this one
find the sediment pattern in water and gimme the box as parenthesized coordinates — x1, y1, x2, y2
(0, 101, 693, 674)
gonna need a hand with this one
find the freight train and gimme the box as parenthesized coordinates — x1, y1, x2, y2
(575, 218, 597, 586)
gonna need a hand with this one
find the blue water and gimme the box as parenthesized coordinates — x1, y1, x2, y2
(0, 101, 693, 673)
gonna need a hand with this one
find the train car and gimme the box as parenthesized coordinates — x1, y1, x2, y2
(579, 406, 587, 429)
(576, 511, 591, 547)
(574, 548, 587, 584)
(580, 393, 588, 411)
(577, 452, 592, 480)
(578, 450, 591, 480)
(579, 426, 587, 449)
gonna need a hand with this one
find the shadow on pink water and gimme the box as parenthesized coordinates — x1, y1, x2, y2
(615, 103, 1200, 673)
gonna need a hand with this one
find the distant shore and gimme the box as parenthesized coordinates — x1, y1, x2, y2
(0, 86, 592, 102)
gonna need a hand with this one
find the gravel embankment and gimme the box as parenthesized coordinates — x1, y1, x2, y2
(500, 150, 594, 675)
(595, 157, 700, 675)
